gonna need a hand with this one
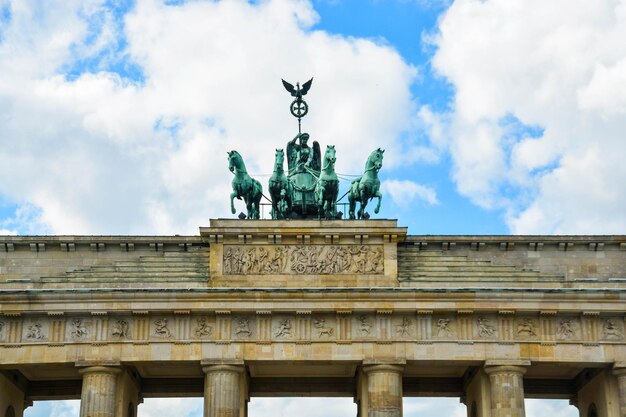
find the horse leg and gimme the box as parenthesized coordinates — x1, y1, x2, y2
(374, 190, 382, 214)
(230, 192, 238, 214)
(359, 189, 369, 219)
(348, 194, 356, 220)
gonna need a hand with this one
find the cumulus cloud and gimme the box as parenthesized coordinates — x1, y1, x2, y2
(382, 179, 439, 207)
(431, 0, 626, 233)
(0, 0, 417, 234)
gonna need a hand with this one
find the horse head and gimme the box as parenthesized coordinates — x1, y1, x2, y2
(228, 150, 243, 173)
(323, 145, 336, 169)
(366, 148, 384, 173)
(274, 148, 284, 167)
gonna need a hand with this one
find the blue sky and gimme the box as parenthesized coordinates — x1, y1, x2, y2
(1, 0, 625, 415)
(1, 0, 623, 236)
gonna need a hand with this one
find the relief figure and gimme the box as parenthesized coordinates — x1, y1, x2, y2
(557, 319, 575, 339)
(603, 319, 623, 340)
(313, 319, 334, 337)
(274, 319, 292, 338)
(194, 317, 213, 338)
(26, 323, 44, 340)
(234, 318, 252, 337)
(397, 317, 411, 337)
(154, 318, 171, 338)
(71, 319, 88, 339)
(111, 320, 129, 338)
(437, 318, 452, 337)
(358, 315, 373, 336)
(477, 317, 495, 337)
(517, 319, 537, 337)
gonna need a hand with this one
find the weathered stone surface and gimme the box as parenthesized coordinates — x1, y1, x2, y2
(0, 220, 625, 417)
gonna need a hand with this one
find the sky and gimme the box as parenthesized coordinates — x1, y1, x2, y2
(1, 0, 624, 415)
(0, 0, 624, 236)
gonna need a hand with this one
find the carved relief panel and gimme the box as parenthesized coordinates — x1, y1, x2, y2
(110, 317, 132, 340)
(556, 317, 581, 341)
(223, 245, 384, 275)
(272, 315, 295, 340)
(23, 319, 49, 342)
(312, 315, 336, 340)
(432, 315, 456, 340)
(233, 315, 255, 340)
(601, 317, 624, 341)
(515, 317, 539, 340)
(352, 314, 376, 339)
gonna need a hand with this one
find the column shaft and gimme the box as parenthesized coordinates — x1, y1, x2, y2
(79, 366, 121, 417)
(203, 365, 246, 417)
(363, 364, 404, 417)
(484, 365, 526, 417)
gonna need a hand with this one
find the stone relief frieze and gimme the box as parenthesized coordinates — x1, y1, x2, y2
(223, 245, 384, 275)
(2, 313, 624, 345)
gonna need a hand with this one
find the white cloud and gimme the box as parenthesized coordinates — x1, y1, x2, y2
(0, 0, 417, 234)
(430, 0, 626, 233)
(382, 179, 439, 207)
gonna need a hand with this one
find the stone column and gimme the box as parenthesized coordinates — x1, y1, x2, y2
(362, 364, 404, 417)
(78, 366, 122, 417)
(484, 364, 527, 417)
(613, 367, 626, 417)
(203, 364, 247, 417)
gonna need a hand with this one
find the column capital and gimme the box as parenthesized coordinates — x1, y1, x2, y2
(484, 365, 528, 376)
(77, 366, 122, 376)
(362, 364, 405, 375)
(202, 364, 246, 375)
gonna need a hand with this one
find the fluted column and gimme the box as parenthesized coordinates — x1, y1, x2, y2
(484, 365, 527, 417)
(203, 364, 246, 417)
(362, 364, 404, 417)
(613, 368, 626, 417)
(78, 366, 121, 417)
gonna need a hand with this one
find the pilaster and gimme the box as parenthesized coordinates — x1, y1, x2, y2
(78, 366, 122, 417)
(484, 362, 528, 417)
(577, 369, 620, 417)
(464, 368, 492, 417)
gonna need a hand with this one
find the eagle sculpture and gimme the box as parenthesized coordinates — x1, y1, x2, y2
(282, 78, 313, 101)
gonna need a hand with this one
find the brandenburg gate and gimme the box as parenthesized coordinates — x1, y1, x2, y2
(1, 219, 625, 417)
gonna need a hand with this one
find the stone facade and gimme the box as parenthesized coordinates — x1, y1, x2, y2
(0, 220, 625, 417)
